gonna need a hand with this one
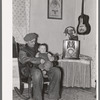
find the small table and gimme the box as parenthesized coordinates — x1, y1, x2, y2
(59, 59, 91, 88)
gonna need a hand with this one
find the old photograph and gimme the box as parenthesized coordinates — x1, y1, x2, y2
(12, 0, 98, 100)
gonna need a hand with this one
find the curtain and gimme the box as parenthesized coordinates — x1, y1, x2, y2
(13, 0, 30, 44)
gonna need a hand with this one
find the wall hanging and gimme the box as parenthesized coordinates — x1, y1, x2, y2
(48, 0, 63, 19)
(77, 0, 91, 35)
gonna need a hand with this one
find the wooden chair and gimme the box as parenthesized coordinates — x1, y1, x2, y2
(14, 43, 51, 99)
(13, 43, 31, 99)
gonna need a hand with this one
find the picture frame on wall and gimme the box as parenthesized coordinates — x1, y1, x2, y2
(48, 0, 63, 19)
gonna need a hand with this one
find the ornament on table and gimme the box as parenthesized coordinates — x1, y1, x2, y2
(63, 26, 78, 40)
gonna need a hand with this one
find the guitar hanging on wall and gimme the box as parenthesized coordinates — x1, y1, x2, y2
(77, 0, 91, 35)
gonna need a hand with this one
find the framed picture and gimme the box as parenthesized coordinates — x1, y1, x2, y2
(48, 0, 63, 19)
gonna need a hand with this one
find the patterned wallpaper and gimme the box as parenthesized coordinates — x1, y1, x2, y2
(13, 0, 30, 43)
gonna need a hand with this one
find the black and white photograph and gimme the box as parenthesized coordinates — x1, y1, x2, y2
(2, 0, 98, 100)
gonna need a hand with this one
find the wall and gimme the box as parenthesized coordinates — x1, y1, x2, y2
(29, 0, 97, 55)
(13, 0, 30, 43)
(74, 0, 97, 87)
(29, 0, 76, 53)
(75, 0, 96, 58)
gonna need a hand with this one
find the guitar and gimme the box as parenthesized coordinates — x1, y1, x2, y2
(77, 0, 91, 35)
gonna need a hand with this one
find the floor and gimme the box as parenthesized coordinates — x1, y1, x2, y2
(13, 86, 96, 100)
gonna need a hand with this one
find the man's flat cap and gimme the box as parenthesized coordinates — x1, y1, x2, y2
(24, 33, 38, 42)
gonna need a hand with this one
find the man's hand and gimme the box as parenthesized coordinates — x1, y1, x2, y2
(40, 59, 45, 64)
(48, 53, 54, 61)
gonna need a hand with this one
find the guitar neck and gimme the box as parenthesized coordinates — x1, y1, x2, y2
(81, 0, 84, 15)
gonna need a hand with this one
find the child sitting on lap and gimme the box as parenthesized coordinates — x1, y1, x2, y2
(36, 43, 54, 77)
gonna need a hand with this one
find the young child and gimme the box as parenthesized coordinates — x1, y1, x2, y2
(36, 43, 54, 77)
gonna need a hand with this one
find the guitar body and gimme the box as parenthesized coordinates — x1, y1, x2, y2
(77, 14, 91, 35)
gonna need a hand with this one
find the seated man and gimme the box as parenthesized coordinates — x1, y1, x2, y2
(19, 33, 61, 100)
